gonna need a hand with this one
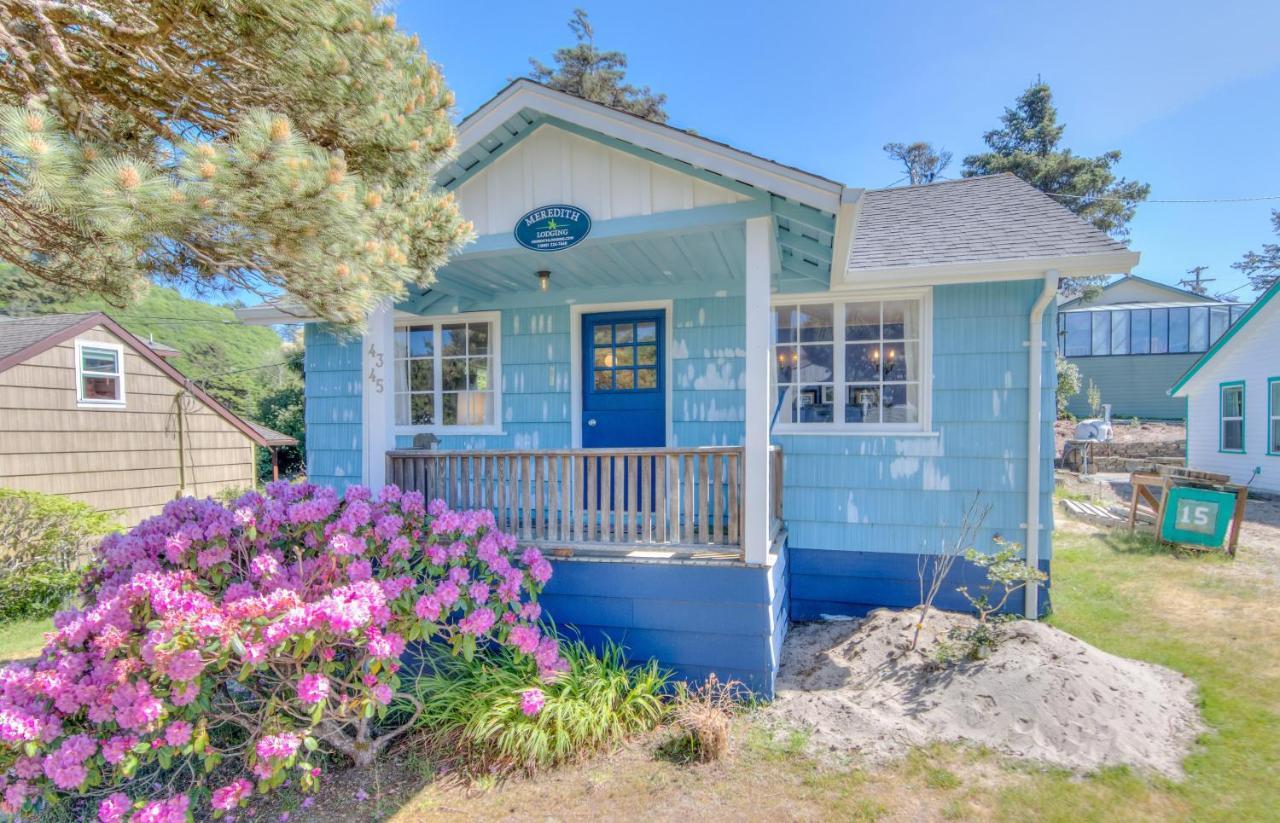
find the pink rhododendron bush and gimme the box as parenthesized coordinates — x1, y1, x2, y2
(0, 482, 561, 820)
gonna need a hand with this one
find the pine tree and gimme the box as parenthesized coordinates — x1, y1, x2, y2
(528, 9, 667, 123)
(0, 1, 471, 326)
(1233, 210, 1280, 293)
(963, 82, 1150, 240)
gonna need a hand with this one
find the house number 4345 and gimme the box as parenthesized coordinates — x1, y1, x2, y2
(366, 343, 384, 394)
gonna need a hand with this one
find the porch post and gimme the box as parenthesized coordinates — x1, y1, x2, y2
(743, 216, 772, 566)
(361, 299, 395, 491)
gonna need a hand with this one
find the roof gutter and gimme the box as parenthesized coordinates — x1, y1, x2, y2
(1025, 269, 1058, 619)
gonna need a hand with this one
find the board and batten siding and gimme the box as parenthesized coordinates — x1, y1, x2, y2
(0, 325, 255, 524)
(776, 280, 1056, 618)
(1181, 297, 1280, 494)
(454, 123, 747, 237)
(1065, 353, 1196, 420)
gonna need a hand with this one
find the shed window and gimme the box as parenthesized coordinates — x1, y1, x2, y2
(1063, 313, 1091, 357)
(772, 293, 928, 432)
(1220, 383, 1244, 453)
(1109, 311, 1129, 355)
(394, 314, 499, 431)
(1130, 309, 1151, 354)
(1168, 308, 1189, 353)
(1189, 307, 1209, 352)
(75, 341, 125, 406)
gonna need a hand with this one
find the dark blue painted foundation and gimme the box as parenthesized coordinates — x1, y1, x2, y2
(542, 546, 788, 697)
(788, 547, 1051, 621)
(540, 543, 1048, 698)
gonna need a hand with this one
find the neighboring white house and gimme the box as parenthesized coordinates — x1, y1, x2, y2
(1169, 279, 1280, 494)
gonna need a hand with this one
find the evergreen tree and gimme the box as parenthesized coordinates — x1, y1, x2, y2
(0, 1, 471, 326)
(963, 82, 1150, 240)
(1233, 210, 1280, 293)
(883, 142, 952, 185)
(529, 9, 667, 122)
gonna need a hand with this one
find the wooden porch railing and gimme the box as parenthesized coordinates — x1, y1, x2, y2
(386, 446, 781, 560)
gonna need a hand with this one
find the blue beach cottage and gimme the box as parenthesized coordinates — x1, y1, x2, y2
(237, 81, 1140, 696)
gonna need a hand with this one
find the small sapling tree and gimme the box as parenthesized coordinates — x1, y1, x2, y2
(912, 495, 991, 650)
(952, 538, 1048, 658)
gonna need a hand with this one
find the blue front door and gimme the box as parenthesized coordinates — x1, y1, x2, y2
(582, 310, 665, 447)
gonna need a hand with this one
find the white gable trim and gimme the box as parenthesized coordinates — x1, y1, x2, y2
(457, 81, 844, 213)
(843, 250, 1140, 289)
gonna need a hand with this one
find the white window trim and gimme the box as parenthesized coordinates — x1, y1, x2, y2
(74, 339, 126, 408)
(769, 287, 933, 435)
(392, 310, 503, 436)
(1220, 383, 1245, 454)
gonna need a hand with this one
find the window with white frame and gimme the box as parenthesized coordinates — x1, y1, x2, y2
(75, 340, 125, 406)
(1269, 379, 1279, 455)
(393, 315, 498, 430)
(772, 295, 926, 431)
(1220, 383, 1244, 453)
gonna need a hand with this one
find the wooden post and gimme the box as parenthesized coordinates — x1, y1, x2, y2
(743, 216, 772, 565)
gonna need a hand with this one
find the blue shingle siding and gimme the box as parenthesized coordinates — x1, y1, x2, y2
(304, 325, 363, 490)
(672, 294, 746, 447)
(777, 279, 1057, 617)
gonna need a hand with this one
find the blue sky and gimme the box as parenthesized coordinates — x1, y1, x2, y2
(399, 0, 1280, 300)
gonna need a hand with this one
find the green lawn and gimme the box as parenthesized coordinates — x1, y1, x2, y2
(1032, 528, 1280, 821)
(0, 617, 52, 663)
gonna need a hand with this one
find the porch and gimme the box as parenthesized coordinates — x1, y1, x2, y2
(387, 445, 784, 563)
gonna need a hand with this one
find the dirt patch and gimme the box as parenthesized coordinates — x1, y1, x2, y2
(1054, 419, 1185, 458)
(764, 609, 1203, 778)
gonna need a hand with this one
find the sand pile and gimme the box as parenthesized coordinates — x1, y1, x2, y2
(765, 609, 1203, 777)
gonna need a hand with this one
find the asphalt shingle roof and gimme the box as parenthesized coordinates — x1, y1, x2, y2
(0, 313, 95, 363)
(847, 173, 1131, 272)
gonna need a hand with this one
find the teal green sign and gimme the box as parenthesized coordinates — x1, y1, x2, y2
(1161, 486, 1236, 548)
(514, 204, 591, 252)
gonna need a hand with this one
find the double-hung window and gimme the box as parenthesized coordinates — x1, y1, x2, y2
(1220, 382, 1245, 453)
(393, 313, 500, 432)
(772, 293, 929, 433)
(75, 340, 125, 407)
(1269, 378, 1280, 456)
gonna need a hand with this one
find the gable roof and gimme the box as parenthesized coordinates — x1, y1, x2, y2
(843, 173, 1139, 282)
(0, 314, 95, 366)
(444, 79, 846, 213)
(1169, 279, 1280, 397)
(1060, 274, 1217, 309)
(0, 312, 292, 448)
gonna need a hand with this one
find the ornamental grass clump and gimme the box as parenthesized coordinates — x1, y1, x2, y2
(414, 637, 668, 773)
(0, 481, 562, 820)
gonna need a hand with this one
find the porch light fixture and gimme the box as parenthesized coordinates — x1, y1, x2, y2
(537, 270, 551, 292)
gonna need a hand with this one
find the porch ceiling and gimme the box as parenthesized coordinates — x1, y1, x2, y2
(404, 223, 747, 313)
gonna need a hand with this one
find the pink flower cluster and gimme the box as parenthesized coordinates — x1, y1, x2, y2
(0, 481, 558, 819)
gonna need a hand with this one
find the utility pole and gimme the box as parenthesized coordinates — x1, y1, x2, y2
(1180, 265, 1214, 296)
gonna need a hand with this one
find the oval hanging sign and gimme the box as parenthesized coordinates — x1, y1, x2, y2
(514, 204, 592, 252)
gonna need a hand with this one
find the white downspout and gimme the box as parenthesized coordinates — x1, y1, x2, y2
(1025, 269, 1058, 618)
